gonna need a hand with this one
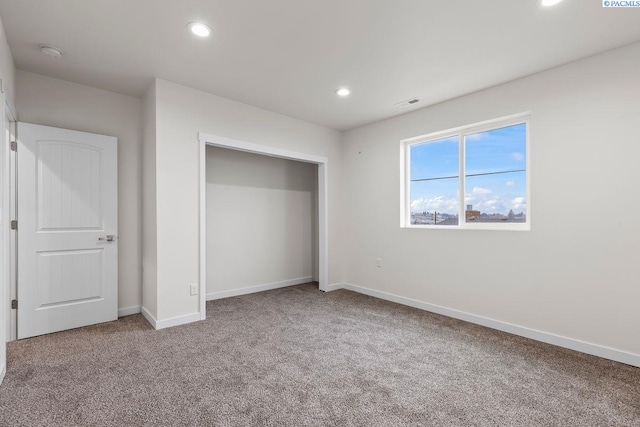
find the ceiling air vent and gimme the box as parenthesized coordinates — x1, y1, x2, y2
(395, 97, 421, 108)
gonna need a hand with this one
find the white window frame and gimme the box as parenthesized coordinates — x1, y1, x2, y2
(400, 112, 531, 231)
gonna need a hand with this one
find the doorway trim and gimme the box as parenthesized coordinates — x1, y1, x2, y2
(6, 104, 16, 344)
(198, 133, 329, 320)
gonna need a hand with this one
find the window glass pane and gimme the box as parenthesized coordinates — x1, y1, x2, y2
(410, 136, 459, 226)
(464, 123, 526, 223)
(410, 136, 459, 181)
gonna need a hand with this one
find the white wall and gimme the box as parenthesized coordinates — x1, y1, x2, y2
(206, 146, 317, 296)
(0, 16, 14, 109)
(151, 78, 342, 321)
(16, 71, 144, 315)
(142, 82, 157, 319)
(341, 42, 640, 359)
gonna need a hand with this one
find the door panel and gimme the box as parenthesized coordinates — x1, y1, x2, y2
(36, 249, 103, 307)
(18, 123, 117, 339)
(37, 142, 103, 230)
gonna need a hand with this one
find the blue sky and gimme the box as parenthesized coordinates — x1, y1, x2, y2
(410, 123, 526, 215)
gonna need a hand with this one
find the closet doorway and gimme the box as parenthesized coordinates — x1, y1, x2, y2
(198, 133, 328, 319)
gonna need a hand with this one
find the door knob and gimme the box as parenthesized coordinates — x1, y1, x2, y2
(98, 235, 116, 242)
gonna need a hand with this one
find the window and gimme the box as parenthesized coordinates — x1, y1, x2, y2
(402, 114, 530, 230)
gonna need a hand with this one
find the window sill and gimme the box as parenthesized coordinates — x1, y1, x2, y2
(402, 223, 530, 231)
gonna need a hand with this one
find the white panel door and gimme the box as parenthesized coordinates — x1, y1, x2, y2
(17, 123, 117, 339)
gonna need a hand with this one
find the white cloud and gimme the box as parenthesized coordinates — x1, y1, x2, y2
(465, 132, 489, 142)
(511, 152, 525, 161)
(411, 196, 458, 214)
(506, 180, 516, 187)
(512, 197, 527, 210)
(471, 186, 492, 195)
(416, 186, 526, 216)
(465, 187, 508, 213)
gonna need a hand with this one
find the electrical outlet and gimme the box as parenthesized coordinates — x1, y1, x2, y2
(190, 283, 198, 296)
(376, 258, 382, 268)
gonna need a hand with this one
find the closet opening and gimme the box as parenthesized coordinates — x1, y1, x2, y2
(198, 134, 329, 319)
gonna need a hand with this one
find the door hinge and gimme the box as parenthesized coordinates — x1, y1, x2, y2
(10, 220, 17, 230)
(11, 299, 17, 309)
(10, 141, 17, 152)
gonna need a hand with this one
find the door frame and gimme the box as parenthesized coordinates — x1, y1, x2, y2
(198, 133, 329, 320)
(2, 96, 16, 345)
(1, 86, 17, 387)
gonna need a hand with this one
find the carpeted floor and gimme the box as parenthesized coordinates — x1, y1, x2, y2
(0, 283, 638, 426)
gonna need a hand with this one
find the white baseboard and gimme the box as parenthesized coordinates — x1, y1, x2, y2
(340, 283, 640, 368)
(155, 312, 201, 330)
(118, 306, 141, 317)
(140, 306, 157, 329)
(206, 276, 313, 301)
(0, 364, 5, 385)
(140, 306, 201, 330)
(323, 283, 345, 292)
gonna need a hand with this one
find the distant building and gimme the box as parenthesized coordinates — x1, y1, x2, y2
(465, 204, 480, 221)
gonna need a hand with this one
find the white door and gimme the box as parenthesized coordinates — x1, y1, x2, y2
(17, 123, 117, 339)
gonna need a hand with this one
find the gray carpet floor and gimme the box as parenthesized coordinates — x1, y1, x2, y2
(0, 283, 638, 426)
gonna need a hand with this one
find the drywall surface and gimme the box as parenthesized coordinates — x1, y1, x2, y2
(341, 42, 640, 357)
(16, 71, 143, 313)
(154, 79, 342, 320)
(206, 146, 317, 294)
(142, 82, 157, 319)
(0, 16, 14, 109)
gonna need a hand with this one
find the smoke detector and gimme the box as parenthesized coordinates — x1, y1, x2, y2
(39, 45, 63, 59)
(395, 97, 421, 108)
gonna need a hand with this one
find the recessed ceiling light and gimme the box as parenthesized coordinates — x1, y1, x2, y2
(541, 0, 563, 6)
(188, 22, 212, 37)
(39, 45, 63, 59)
(336, 88, 351, 97)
